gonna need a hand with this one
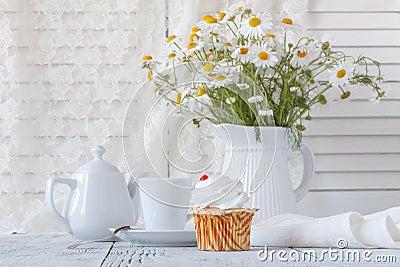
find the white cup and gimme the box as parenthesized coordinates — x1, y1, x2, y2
(138, 178, 192, 230)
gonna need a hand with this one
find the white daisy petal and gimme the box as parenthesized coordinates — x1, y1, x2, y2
(239, 13, 273, 38)
(329, 61, 355, 87)
(251, 44, 278, 68)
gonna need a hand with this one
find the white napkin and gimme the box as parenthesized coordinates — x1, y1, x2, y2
(251, 207, 400, 249)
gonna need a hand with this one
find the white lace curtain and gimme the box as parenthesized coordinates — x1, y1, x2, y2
(0, 0, 307, 233)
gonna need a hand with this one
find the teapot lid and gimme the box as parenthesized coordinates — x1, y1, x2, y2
(76, 145, 121, 174)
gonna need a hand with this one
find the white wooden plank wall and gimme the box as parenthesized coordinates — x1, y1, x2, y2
(298, 0, 400, 216)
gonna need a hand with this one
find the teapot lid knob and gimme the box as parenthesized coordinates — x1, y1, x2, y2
(91, 145, 105, 159)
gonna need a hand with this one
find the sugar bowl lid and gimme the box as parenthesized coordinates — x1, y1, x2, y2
(76, 145, 120, 174)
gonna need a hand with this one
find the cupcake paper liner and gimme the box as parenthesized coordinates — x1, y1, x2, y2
(192, 208, 258, 251)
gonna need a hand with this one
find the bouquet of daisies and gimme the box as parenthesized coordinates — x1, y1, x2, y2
(142, 3, 384, 146)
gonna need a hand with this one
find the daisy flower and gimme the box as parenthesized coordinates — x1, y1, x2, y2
(291, 46, 314, 66)
(251, 44, 278, 68)
(329, 61, 355, 87)
(141, 55, 161, 71)
(280, 17, 302, 32)
(239, 13, 273, 38)
(195, 85, 207, 97)
(222, 41, 234, 51)
(231, 46, 251, 62)
(211, 73, 233, 86)
(142, 55, 153, 61)
(166, 35, 178, 48)
(200, 64, 235, 86)
(227, 2, 247, 16)
(198, 15, 220, 33)
(185, 41, 203, 54)
(166, 52, 178, 62)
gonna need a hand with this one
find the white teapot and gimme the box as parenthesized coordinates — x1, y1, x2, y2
(45, 145, 136, 241)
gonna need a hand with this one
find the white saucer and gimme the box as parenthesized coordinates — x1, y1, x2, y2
(110, 228, 197, 247)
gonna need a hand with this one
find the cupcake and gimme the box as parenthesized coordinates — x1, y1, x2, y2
(191, 206, 258, 251)
(190, 174, 258, 251)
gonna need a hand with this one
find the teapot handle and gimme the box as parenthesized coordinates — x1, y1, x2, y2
(294, 143, 315, 202)
(45, 178, 77, 233)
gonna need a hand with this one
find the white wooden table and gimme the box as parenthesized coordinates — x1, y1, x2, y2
(1, 234, 400, 266)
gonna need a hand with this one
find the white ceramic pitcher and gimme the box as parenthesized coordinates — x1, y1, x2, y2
(45, 145, 136, 241)
(214, 124, 314, 223)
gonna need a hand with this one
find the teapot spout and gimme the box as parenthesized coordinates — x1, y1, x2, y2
(125, 172, 149, 198)
(125, 172, 148, 225)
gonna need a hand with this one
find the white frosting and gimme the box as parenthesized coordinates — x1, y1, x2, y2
(191, 175, 249, 209)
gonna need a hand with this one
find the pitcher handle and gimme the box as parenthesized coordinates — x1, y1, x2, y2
(294, 143, 315, 202)
(45, 178, 77, 233)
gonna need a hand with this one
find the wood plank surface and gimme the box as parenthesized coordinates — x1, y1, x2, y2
(1, 234, 400, 266)
(0, 233, 113, 267)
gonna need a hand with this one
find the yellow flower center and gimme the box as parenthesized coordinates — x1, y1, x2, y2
(336, 69, 346, 78)
(147, 71, 152, 81)
(208, 73, 217, 77)
(168, 53, 176, 59)
(297, 50, 307, 58)
(223, 42, 232, 46)
(142, 55, 152, 60)
(237, 6, 243, 11)
(192, 26, 200, 32)
(166, 35, 176, 43)
(195, 86, 206, 97)
(202, 15, 218, 24)
(176, 92, 182, 104)
(282, 18, 293, 25)
(203, 63, 214, 72)
(265, 33, 275, 38)
(249, 17, 261, 27)
(219, 12, 226, 21)
(239, 47, 249, 54)
(216, 76, 226, 81)
(189, 33, 200, 42)
(258, 51, 269, 60)
(187, 43, 197, 49)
